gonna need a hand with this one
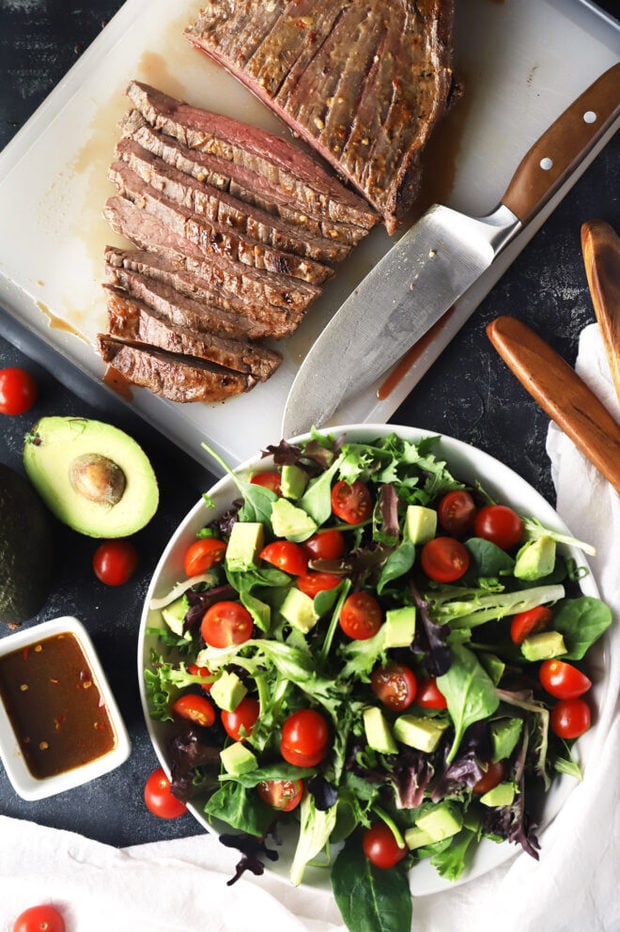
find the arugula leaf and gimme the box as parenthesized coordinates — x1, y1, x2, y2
(551, 596, 612, 659)
(430, 826, 478, 881)
(331, 835, 412, 932)
(437, 644, 500, 764)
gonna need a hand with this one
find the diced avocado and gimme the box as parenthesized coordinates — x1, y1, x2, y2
(404, 825, 434, 851)
(271, 498, 317, 542)
(210, 671, 248, 712)
(513, 536, 556, 581)
(405, 505, 437, 545)
(521, 630, 566, 661)
(226, 521, 264, 572)
(480, 653, 505, 686)
(416, 802, 463, 842)
(161, 594, 191, 639)
(384, 606, 416, 647)
(479, 782, 516, 808)
(220, 741, 258, 776)
(490, 718, 523, 762)
(363, 706, 398, 754)
(393, 713, 449, 753)
(281, 464, 308, 500)
(280, 587, 319, 633)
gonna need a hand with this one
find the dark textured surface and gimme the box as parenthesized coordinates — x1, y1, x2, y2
(0, 0, 618, 850)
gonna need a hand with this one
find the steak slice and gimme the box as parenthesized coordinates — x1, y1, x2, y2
(104, 288, 281, 381)
(108, 160, 334, 285)
(114, 136, 351, 265)
(185, 1, 455, 233)
(121, 110, 369, 246)
(104, 196, 320, 319)
(98, 335, 253, 403)
(126, 81, 378, 230)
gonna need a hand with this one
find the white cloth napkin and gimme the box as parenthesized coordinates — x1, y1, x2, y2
(1, 324, 618, 932)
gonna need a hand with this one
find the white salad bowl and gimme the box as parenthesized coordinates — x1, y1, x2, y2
(137, 424, 610, 896)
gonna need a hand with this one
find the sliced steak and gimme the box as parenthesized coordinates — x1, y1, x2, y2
(114, 136, 350, 265)
(121, 110, 369, 246)
(108, 160, 333, 285)
(126, 81, 378, 230)
(185, 1, 455, 233)
(104, 287, 281, 381)
(98, 335, 253, 403)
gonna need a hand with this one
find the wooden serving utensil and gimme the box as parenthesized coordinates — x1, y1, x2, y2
(581, 219, 620, 404)
(486, 315, 620, 494)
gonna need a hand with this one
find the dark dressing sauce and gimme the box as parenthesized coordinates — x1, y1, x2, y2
(0, 632, 116, 779)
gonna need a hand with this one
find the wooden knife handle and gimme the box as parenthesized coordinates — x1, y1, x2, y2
(486, 315, 620, 494)
(502, 63, 620, 224)
(581, 219, 620, 404)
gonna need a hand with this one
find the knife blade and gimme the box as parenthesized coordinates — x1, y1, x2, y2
(282, 62, 620, 440)
(486, 315, 620, 494)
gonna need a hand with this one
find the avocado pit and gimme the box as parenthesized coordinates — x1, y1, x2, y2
(69, 453, 126, 507)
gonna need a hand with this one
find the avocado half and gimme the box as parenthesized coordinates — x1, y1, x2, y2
(23, 416, 159, 538)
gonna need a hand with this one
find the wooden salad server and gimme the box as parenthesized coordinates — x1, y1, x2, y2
(581, 219, 620, 404)
(486, 315, 620, 494)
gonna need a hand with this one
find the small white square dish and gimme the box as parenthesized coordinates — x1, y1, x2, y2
(0, 615, 131, 800)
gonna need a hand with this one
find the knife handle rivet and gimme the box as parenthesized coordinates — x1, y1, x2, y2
(539, 157, 554, 171)
(583, 110, 597, 124)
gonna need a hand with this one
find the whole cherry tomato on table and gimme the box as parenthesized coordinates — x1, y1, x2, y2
(144, 767, 187, 819)
(92, 539, 138, 586)
(362, 822, 407, 869)
(12, 905, 65, 932)
(0, 366, 38, 415)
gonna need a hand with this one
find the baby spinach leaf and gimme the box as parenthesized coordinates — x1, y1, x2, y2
(205, 781, 273, 837)
(438, 644, 500, 764)
(551, 596, 612, 659)
(377, 539, 416, 594)
(331, 836, 412, 932)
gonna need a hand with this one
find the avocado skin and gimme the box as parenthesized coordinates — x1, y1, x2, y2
(0, 463, 55, 624)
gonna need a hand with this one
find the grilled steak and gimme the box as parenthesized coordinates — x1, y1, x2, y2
(185, 1, 455, 233)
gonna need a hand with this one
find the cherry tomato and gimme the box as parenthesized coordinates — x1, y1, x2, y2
(250, 471, 281, 495)
(12, 905, 65, 932)
(420, 536, 470, 583)
(281, 708, 330, 767)
(437, 490, 477, 537)
(371, 663, 417, 711)
(472, 759, 506, 795)
(92, 539, 138, 586)
(172, 693, 216, 727)
(183, 537, 226, 577)
(260, 540, 308, 575)
(362, 822, 407, 869)
(221, 695, 260, 741)
(200, 601, 253, 648)
(296, 572, 342, 598)
(331, 479, 372, 524)
(510, 605, 552, 646)
(301, 529, 346, 561)
(187, 663, 214, 693)
(339, 591, 383, 640)
(415, 676, 448, 710)
(473, 504, 523, 550)
(0, 367, 38, 416)
(540, 660, 592, 700)
(550, 698, 591, 739)
(144, 766, 187, 819)
(257, 778, 304, 812)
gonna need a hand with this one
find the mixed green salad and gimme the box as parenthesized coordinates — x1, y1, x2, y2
(144, 430, 611, 931)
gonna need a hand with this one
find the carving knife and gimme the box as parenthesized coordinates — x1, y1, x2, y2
(281, 63, 620, 439)
(486, 315, 620, 494)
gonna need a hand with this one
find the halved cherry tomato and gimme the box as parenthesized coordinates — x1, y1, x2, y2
(472, 759, 506, 795)
(331, 479, 372, 524)
(510, 605, 552, 646)
(183, 537, 226, 577)
(0, 366, 38, 416)
(250, 471, 282, 495)
(415, 676, 448, 710)
(437, 490, 477, 537)
(339, 591, 383, 640)
(281, 708, 330, 767)
(473, 504, 523, 550)
(187, 664, 214, 693)
(172, 693, 216, 727)
(257, 778, 304, 812)
(420, 536, 470, 583)
(92, 539, 138, 586)
(200, 601, 253, 648)
(371, 663, 417, 711)
(540, 660, 591, 700)
(260, 540, 308, 575)
(550, 698, 591, 739)
(12, 905, 65, 932)
(296, 572, 342, 598)
(362, 822, 407, 869)
(301, 528, 346, 561)
(144, 767, 187, 819)
(221, 695, 260, 741)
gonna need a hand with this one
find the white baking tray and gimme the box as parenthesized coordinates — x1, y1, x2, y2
(0, 0, 618, 472)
